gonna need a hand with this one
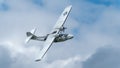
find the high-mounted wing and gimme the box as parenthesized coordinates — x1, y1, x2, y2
(51, 5, 72, 33)
(36, 5, 72, 61)
(35, 34, 55, 61)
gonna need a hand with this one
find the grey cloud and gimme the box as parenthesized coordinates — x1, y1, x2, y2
(0, 0, 81, 68)
(31, 0, 71, 14)
(1, 0, 120, 68)
(83, 45, 120, 68)
(70, 1, 107, 24)
(31, 0, 44, 6)
(0, 45, 12, 68)
(86, 0, 120, 6)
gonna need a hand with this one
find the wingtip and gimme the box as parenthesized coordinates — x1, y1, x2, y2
(68, 5, 72, 8)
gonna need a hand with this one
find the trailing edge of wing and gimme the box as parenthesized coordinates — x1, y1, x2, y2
(35, 34, 55, 61)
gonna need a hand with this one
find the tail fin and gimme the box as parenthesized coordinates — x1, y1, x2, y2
(25, 28, 36, 44)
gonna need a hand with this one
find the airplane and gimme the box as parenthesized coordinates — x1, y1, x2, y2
(25, 5, 73, 61)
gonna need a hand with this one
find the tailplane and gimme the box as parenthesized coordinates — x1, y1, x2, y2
(25, 28, 37, 43)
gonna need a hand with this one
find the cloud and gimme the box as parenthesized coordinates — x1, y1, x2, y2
(0, 42, 82, 68)
(0, 0, 9, 11)
(0, 45, 12, 68)
(1, 0, 120, 68)
(86, 0, 120, 7)
(42, 56, 81, 68)
(0, 0, 81, 68)
(72, 2, 120, 56)
(31, 0, 43, 6)
(70, 1, 107, 24)
(83, 45, 120, 68)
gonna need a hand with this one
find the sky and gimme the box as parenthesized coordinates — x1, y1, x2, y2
(0, 0, 120, 68)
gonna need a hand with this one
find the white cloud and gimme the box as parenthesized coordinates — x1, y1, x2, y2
(0, 45, 12, 68)
(0, 0, 81, 68)
(0, 0, 120, 68)
(45, 56, 82, 68)
(83, 45, 120, 68)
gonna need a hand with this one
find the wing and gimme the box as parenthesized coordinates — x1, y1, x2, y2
(35, 5, 72, 61)
(35, 34, 55, 61)
(51, 5, 72, 33)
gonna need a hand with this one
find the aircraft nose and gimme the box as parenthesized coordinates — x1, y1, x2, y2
(68, 34, 74, 39)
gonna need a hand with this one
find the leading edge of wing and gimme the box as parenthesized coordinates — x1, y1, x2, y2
(35, 34, 55, 61)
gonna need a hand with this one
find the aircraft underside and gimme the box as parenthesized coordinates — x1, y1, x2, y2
(31, 34, 73, 42)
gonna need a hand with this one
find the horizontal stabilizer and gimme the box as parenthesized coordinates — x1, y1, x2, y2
(25, 35, 33, 43)
(25, 28, 36, 44)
